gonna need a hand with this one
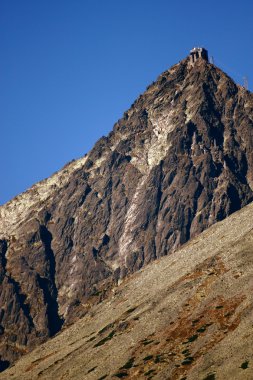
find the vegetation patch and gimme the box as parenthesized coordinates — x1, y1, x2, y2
(98, 323, 114, 335)
(187, 334, 198, 342)
(196, 322, 213, 334)
(126, 307, 137, 314)
(203, 374, 216, 380)
(120, 357, 135, 370)
(240, 361, 249, 369)
(181, 357, 194, 365)
(183, 334, 198, 344)
(114, 372, 128, 378)
(154, 354, 164, 363)
(92, 289, 102, 296)
(197, 325, 207, 333)
(143, 355, 154, 361)
(87, 366, 97, 373)
(142, 338, 154, 346)
(144, 369, 156, 376)
(94, 330, 115, 347)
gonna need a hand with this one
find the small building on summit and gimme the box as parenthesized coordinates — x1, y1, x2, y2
(189, 47, 208, 65)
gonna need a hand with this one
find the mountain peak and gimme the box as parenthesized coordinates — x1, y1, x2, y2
(189, 46, 209, 65)
(0, 52, 253, 371)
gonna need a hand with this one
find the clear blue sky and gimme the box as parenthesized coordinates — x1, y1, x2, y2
(1, 0, 253, 205)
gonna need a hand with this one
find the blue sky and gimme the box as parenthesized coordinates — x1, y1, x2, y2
(1, 0, 253, 205)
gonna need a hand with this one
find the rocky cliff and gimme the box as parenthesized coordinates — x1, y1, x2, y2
(2, 197, 253, 380)
(1, 53, 253, 369)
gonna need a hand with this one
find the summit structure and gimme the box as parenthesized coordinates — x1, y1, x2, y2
(189, 47, 209, 65)
(0, 51, 253, 370)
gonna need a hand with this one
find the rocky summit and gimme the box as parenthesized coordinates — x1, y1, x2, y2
(0, 50, 253, 372)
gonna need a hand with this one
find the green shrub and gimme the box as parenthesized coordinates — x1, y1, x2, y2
(87, 366, 97, 373)
(240, 361, 249, 369)
(143, 355, 153, 361)
(98, 323, 114, 335)
(142, 339, 154, 345)
(203, 374, 216, 380)
(114, 373, 128, 378)
(181, 357, 194, 365)
(120, 357, 135, 370)
(94, 330, 115, 347)
(144, 369, 156, 376)
(197, 326, 206, 333)
(187, 334, 198, 342)
(126, 307, 137, 313)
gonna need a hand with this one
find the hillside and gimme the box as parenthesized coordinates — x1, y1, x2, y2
(1, 200, 253, 379)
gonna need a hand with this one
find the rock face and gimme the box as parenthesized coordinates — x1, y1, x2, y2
(0, 53, 253, 368)
(2, 200, 253, 380)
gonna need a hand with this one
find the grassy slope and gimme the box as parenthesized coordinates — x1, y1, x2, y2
(1, 201, 253, 380)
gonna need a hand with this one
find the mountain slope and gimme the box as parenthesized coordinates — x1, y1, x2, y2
(1, 52, 253, 368)
(1, 200, 253, 380)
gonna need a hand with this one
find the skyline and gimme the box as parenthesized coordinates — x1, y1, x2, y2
(1, 0, 253, 204)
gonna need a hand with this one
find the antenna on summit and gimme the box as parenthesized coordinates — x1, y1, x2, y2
(243, 76, 248, 90)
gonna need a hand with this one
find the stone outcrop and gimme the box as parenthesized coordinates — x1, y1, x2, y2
(2, 198, 253, 380)
(0, 55, 253, 369)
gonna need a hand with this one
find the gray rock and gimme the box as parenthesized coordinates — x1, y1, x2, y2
(0, 55, 253, 368)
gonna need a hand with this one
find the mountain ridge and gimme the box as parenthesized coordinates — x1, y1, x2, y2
(1, 52, 253, 369)
(1, 199, 253, 379)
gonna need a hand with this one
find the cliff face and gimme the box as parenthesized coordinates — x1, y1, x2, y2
(1, 55, 253, 368)
(2, 200, 253, 380)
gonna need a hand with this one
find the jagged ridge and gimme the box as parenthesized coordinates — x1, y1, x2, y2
(0, 54, 253, 368)
(2, 200, 253, 380)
